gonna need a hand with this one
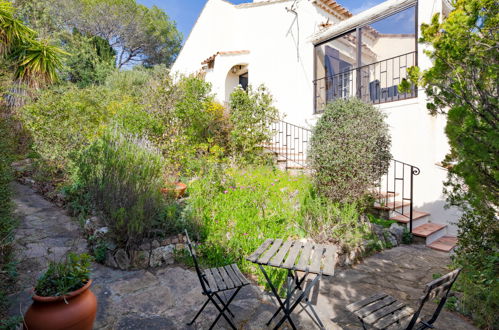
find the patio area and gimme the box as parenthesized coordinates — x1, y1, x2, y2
(9, 182, 476, 329)
(83, 245, 475, 329)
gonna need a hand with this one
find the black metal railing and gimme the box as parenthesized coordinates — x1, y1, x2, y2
(266, 119, 420, 232)
(266, 119, 312, 169)
(314, 51, 417, 113)
(376, 159, 420, 233)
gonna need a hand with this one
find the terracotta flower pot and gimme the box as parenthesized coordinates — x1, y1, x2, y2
(161, 182, 187, 198)
(23, 280, 97, 330)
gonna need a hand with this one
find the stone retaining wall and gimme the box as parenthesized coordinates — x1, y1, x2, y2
(84, 216, 190, 270)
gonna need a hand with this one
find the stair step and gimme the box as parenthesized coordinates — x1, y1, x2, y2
(286, 165, 305, 170)
(372, 191, 400, 199)
(412, 223, 447, 238)
(390, 211, 430, 224)
(373, 201, 411, 211)
(427, 236, 458, 252)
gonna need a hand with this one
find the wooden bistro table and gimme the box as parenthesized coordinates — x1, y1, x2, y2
(246, 239, 337, 330)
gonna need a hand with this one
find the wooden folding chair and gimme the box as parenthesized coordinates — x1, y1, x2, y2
(184, 230, 250, 330)
(346, 268, 462, 329)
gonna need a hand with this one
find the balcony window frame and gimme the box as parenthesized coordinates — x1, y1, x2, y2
(313, 2, 419, 114)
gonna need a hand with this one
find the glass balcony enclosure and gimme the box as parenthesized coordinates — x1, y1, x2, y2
(314, 6, 417, 113)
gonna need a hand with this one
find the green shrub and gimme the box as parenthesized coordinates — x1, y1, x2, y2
(143, 74, 232, 177)
(0, 117, 18, 325)
(367, 214, 396, 228)
(59, 30, 116, 88)
(74, 131, 176, 249)
(450, 193, 499, 328)
(20, 85, 158, 173)
(301, 191, 369, 248)
(229, 85, 279, 164)
(35, 253, 92, 297)
(402, 229, 413, 244)
(309, 98, 391, 203)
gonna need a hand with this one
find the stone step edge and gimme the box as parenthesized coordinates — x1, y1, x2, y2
(427, 236, 458, 252)
(411, 223, 447, 238)
(389, 211, 430, 223)
(373, 201, 411, 211)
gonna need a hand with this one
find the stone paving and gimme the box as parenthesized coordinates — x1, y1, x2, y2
(9, 182, 476, 329)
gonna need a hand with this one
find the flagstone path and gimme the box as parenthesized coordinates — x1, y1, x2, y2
(9, 182, 476, 329)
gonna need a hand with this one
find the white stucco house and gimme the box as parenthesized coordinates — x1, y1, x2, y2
(172, 0, 459, 250)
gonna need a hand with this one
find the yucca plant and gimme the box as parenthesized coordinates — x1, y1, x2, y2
(0, 0, 66, 91)
(12, 39, 67, 88)
(0, 0, 35, 56)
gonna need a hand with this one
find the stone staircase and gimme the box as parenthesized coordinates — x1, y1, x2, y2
(373, 199, 457, 252)
(264, 144, 308, 171)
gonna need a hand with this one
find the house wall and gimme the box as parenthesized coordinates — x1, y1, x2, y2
(171, 0, 459, 236)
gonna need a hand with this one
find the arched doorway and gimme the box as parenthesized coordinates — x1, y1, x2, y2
(225, 64, 248, 102)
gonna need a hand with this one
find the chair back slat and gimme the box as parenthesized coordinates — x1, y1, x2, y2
(184, 230, 209, 293)
(424, 268, 461, 297)
(405, 268, 462, 330)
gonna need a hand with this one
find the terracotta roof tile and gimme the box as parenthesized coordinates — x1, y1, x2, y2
(313, 0, 353, 20)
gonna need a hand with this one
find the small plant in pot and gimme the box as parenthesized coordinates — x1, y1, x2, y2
(23, 253, 97, 330)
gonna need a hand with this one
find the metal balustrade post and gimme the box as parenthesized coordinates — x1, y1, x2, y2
(410, 166, 414, 233)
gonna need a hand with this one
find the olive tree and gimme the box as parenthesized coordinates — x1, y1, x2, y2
(309, 98, 391, 203)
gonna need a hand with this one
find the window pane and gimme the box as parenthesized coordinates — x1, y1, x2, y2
(314, 30, 357, 111)
(362, 6, 416, 64)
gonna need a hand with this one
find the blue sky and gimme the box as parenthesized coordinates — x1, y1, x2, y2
(137, 0, 394, 42)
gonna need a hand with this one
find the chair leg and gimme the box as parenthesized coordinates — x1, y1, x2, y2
(359, 317, 368, 330)
(187, 297, 210, 325)
(209, 287, 241, 330)
(214, 292, 235, 318)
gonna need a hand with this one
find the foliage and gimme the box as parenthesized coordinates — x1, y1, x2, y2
(0, 0, 65, 89)
(400, 1, 498, 327)
(229, 85, 279, 164)
(74, 131, 179, 249)
(301, 192, 369, 248)
(55, 0, 182, 68)
(59, 30, 116, 87)
(20, 84, 157, 172)
(144, 74, 231, 176)
(308, 98, 391, 203)
(187, 166, 371, 287)
(35, 252, 92, 297)
(402, 229, 413, 245)
(104, 64, 166, 97)
(12, 0, 62, 38)
(187, 166, 310, 285)
(0, 116, 18, 326)
(367, 214, 396, 229)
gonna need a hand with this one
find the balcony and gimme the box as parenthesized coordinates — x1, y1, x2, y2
(314, 51, 417, 112)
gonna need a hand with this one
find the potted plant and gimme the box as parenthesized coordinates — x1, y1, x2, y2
(23, 253, 97, 330)
(161, 172, 187, 198)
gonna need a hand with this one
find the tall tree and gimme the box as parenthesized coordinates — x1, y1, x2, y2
(56, 0, 182, 68)
(401, 0, 498, 327)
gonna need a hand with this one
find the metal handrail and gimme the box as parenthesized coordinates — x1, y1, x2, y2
(266, 119, 311, 168)
(314, 51, 417, 112)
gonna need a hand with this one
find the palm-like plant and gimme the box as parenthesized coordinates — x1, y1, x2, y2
(13, 39, 68, 88)
(0, 0, 34, 55)
(1, 0, 65, 89)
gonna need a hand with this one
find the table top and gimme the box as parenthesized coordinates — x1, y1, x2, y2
(246, 239, 337, 276)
